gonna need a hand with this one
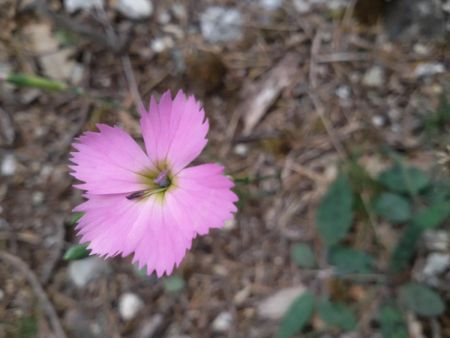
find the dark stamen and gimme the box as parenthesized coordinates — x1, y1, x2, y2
(126, 190, 148, 200)
(154, 169, 170, 188)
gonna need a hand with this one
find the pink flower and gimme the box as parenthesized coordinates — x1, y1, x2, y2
(69, 91, 238, 276)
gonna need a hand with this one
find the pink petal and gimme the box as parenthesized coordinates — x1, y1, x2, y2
(75, 193, 195, 277)
(70, 124, 151, 194)
(172, 163, 238, 235)
(140, 91, 209, 172)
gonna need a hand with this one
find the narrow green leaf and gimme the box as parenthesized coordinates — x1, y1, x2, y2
(389, 223, 422, 272)
(6, 73, 68, 91)
(69, 212, 84, 226)
(316, 175, 354, 245)
(163, 276, 185, 293)
(328, 246, 374, 274)
(379, 303, 408, 338)
(317, 299, 357, 331)
(63, 244, 90, 261)
(277, 292, 315, 338)
(373, 193, 411, 223)
(291, 243, 316, 268)
(398, 283, 445, 317)
(378, 165, 430, 195)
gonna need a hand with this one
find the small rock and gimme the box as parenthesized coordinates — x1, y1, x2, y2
(134, 314, 163, 338)
(64, 0, 104, 13)
(200, 7, 243, 43)
(423, 253, 450, 277)
(335, 85, 351, 100)
(119, 292, 144, 321)
(171, 3, 187, 21)
(150, 36, 174, 53)
(362, 66, 385, 88)
(413, 43, 430, 55)
(223, 217, 236, 231)
(1, 154, 16, 176)
(32, 191, 44, 205)
(414, 63, 445, 78)
(116, 0, 153, 20)
(292, 0, 312, 13)
(424, 230, 450, 251)
(258, 286, 306, 320)
(260, 0, 283, 11)
(233, 144, 249, 156)
(372, 115, 385, 127)
(212, 311, 233, 333)
(68, 256, 109, 288)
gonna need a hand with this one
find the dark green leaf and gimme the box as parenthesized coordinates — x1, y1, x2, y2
(317, 299, 357, 331)
(63, 244, 90, 261)
(389, 202, 450, 272)
(398, 283, 445, 317)
(373, 193, 411, 223)
(378, 165, 430, 195)
(316, 175, 354, 245)
(389, 223, 422, 273)
(291, 243, 316, 268)
(379, 303, 408, 338)
(413, 201, 450, 229)
(69, 212, 84, 226)
(163, 276, 185, 293)
(329, 246, 374, 274)
(277, 292, 315, 338)
(12, 316, 38, 338)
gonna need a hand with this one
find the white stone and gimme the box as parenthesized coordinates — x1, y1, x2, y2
(68, 256, 109, 288)
(118, 292, 144, 320)
(362, 66, 385, 88)
(200, 7, 243, 43)
(32, 191, 44, 205)
(335, 85, 350, 100)
(233, 144, 249, 156)
(212, 311, 233, 332)
(424, 230, 450, 251)
(1, 154, 16, 176)
(260, 0, 283, 11)
(116, 0, 153, 20)
(414, 63, 445, 77)
(292, 0, 312, 13)
(258, 286, 306, 320)
(223, 218, 237, 231)
(372, 115, 385, 127)
(423, 253, 450, 277)
(64, 0, 104, 13)
(150, 36, 174, 53)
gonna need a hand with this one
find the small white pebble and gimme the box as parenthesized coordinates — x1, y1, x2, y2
(119, 292, 144, 321)
(372, 115, 385, 127)
(150, 36, 174, 53)
(233, 144, 248, 156)
(212, 311, 233, 332)
(1, 154, 16, 176)
(414, 63, 445, 78)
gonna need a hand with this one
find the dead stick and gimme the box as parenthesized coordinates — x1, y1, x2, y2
(0, 251, 67, 338)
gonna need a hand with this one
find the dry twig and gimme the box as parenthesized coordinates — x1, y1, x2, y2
(0, 251, 67, 338)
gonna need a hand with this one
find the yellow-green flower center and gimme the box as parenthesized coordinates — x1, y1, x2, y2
(127, 162, 175, 202)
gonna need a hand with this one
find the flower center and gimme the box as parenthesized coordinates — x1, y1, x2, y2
(126, 165, 174, 201)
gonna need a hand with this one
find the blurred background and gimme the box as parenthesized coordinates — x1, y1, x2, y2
(0, 0, 449, 337)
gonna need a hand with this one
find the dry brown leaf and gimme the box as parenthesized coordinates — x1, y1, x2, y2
(239, 53, 299, 135)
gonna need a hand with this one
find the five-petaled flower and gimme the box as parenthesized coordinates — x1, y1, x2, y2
(69, 91, 238, 276)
